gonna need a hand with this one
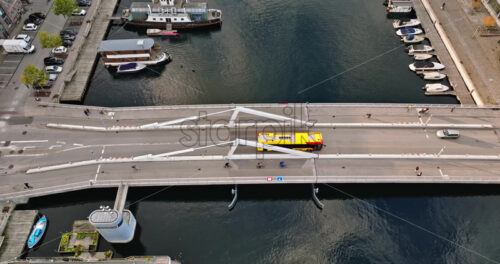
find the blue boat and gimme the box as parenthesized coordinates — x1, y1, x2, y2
(27, 215, 47, 248)
(117, 63, 147, 73)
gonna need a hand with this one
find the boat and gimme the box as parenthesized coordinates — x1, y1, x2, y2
(424, 83, 450, 92)
(27, 215, 47, 248)
(396, 27, 423, 36)
(386, 5, 413, 14)
(407, 44, 433, 55)
(393, 19, 420, 29)
(117, 63, 147, 73)
(121, 0, 222, 29)
(147, 28, 179, 36)
(413, 53, 433, 60)
(401, 34, 424, 44)
(422, 72, 447, 80)
(98, 38, 172, 67)
(409, 61, 445, 71)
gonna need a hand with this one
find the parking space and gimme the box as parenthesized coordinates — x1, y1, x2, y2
(0, 54, 23, 89)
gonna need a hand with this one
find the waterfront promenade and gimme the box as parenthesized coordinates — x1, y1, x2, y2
(1, 103, 499, 200)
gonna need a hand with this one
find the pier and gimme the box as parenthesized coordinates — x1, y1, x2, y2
(57, 0, 120, 102)
(413, 0, 475, 104)
(0, 208, 38, 262)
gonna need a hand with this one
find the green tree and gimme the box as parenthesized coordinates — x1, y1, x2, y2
(39, 31, 62, 48)
(54, 0, 78, 18)
(21, 65, 48, 89)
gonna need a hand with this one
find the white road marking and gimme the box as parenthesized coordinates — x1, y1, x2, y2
(56, 141, 66, 145)
(49, 145, 62, 150)
(73, 143, 84, 147)
(438, 168, 449, 179)
(94, 146, 106, 182)
(60, 142, 178, 153)
(7, 140, 48, 144)
(22, 146, 36, 150)
(4, 153, 48, 157)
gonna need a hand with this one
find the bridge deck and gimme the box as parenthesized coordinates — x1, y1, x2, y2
(1, 103, 499, 200)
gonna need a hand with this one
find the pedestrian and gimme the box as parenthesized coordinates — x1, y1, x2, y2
(451, 107, 455, 112)
(408, 104, 412, 112)
(365, 113, 372, 118)
(131, 165, 138, 170)
(35, 97, 40, 102)
(280, 161, 286, 168)
(441, 2, 445, 10)
(415, 166, 419, 172)
(85, 108, 90, 114)
(417, 171, 423, 176)
(84, 109, 89, 116)
(257, 162, 263, 169)
(224, 162, 231, 168)
(24, 182, 32, 189)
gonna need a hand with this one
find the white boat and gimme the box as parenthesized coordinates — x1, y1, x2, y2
(409, 61, 445, 71)
(408, 44, 434, 55)
(422, 72, 447, 80)
(393, 19, 421, 29)
(387, 6, 413, 14)
(146, 28, 179, 36)
(424, 83, 450, 92)
(413, 54, 433, 60)
(396, 27, 423, 36)
(117, 63, 147, 73)
(402, 34, 424, 44)
(99, 39, 172, 67)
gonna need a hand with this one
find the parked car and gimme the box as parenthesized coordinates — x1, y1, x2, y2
(22, 23, 38, 31)
(14, 34, 31, 42)
(78, 0, 91, 6)
(51, 46, 67, 54)
(29, 14, 45, 21)
(44, 56, 65, 66)
(60, 29, 77, 36)
(34, 81, 53, 90)
(62, 40, 73, 47)
(24, 17, 42, 25)
(61, 34, 76, 41)
(436, 129, 460, 139)
(45, 66, 63, 73)
(30, 12, 46, 19)
(72, 9, 86, 16)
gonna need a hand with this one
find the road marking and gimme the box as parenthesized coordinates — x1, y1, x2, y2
(60, 142, 178, 153)
(49, 145, 62, 150)
(438, 168, 449, 179)
(94, 146, 106, 182)
(4, 153, 48, 157)
(7, 140, 48, 144)
(56, 141, 66, 145)
(22, 146, 36, 150)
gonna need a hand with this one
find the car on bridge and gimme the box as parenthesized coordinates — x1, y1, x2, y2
(436, 129, 460, 139)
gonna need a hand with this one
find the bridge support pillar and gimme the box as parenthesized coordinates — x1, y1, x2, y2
(312, 184, 324, 209)
(228, 185, 238, 211)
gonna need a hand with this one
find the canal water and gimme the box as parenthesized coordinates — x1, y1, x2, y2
(83, 0, 458, 106)
(20, 185, 500, 263)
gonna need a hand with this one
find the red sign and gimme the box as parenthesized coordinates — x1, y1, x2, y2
(267, 177, 273, 182)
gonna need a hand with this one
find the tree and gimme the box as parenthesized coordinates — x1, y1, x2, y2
(54, 0, 78, 18)
(21, 65, 48, 89)
(39, 31, 62, 48)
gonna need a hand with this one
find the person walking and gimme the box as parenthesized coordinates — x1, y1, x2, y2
(131, 165, 138, 171)
(257, 162, 264, 169)
(441, 2, 446, 10)
(280, 161, 286, 168)
(24, 182, 33, 189)
(224, 162, 231, 168)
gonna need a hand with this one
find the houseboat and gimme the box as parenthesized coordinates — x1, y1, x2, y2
(121, 0, 222, 29)
(98, 38, 171, 67)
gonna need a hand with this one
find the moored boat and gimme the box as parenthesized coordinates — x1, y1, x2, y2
(409, 61, 445, 71)
(98, 38, 172, 67)
(121, 0, 222, 29)
(401, 34, 424, 44)
(424, 83, 450, 92)
(27, 215, 47, 248)
(407, 44, 433, 55)
(396, 27, 423, 36)
(117, 63, 147, 73)
(147, 28, 179, 36)
(386, 5, 413, 14)
(422, 72, 447, 80)
(393, 19, 420, 29)
(413, 53, 433, 60)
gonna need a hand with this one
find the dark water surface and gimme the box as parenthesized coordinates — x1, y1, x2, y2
(21, 185, 500, 263)
(83, 0, 458, 106)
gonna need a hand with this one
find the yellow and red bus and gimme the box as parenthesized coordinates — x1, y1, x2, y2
(257, 132, 323, 151)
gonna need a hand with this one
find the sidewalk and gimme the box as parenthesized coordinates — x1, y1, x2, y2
(430, 0, 500, 104)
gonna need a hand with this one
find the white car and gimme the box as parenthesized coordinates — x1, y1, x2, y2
(14, 34, 31, 42)
(72, 9, 86, 16)
(45, 66, 63, 73)
(436, 129, 460, 139)
(23, 23, 38, 31)
(51, 46, 67, 54)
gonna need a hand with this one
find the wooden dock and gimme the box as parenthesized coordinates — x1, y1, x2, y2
(413, 0, 475, 104)
(58, 0, 120, 103)
(0, 210, 38, 261)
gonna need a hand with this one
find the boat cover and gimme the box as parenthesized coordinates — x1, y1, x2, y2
(119, 63, 138, 71)
(414, 61, 434, 68)
(402, 28, 415, 34)
(407, 34, 414, 40)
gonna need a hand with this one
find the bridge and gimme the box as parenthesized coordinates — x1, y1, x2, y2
(1, 103, 499, 201)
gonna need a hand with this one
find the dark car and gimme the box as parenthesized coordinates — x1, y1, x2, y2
(60, 29, 77, 36)
(61, 34, 76, 41)
(77, 0, 91, 6)
(34, 81, 53, 90)
(44, 56, 65, 66)
(29, 14, 44, 21)
(24, 18, 42, 25)
(62, 40, 73, 47)
(30, 12, 46, 19)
